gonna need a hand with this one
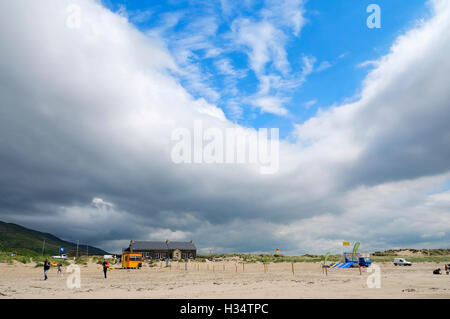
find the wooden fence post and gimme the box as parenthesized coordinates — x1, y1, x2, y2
(291, 263, 294, 276)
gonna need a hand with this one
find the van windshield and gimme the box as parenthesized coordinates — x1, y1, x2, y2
(130, 256, 142, 261)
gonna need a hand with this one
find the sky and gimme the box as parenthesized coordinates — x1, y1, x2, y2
(0, 0, 450, 255)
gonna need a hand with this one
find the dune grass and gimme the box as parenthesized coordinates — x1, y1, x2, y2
(0, 249, 71, 266)
(196, 251, 450, 264)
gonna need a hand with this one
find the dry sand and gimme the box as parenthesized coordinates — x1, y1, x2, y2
(1, 260, 449, 298)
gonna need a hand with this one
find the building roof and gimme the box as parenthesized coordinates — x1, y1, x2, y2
(167, 241, 196, 250)
(131, 241, 169, 250)
(128, 240, 196, 251)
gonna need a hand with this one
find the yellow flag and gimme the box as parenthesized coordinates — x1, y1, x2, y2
(343, 241, 350, 246)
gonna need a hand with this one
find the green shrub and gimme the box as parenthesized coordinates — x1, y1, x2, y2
(16, 256, 31, 264)
(0, 253, 14, 264)
(75, 257, 88, 265)
(32, 256, 46, 264)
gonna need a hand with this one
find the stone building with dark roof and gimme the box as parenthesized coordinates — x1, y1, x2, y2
(123, 239, 197, 260)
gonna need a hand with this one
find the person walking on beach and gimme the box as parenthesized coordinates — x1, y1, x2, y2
(102, 259, 110, 279)
(57, 262, 63, 276)
(43, 258, 50, 280)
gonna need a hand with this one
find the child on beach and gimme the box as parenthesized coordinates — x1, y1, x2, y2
(57, 262, 63, 276)
(43, 258, 50, 280)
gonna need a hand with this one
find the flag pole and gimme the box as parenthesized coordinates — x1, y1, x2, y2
(42, 239, 45, 256)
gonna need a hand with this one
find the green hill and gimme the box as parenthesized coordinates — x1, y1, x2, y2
(0, 220, 109, 256)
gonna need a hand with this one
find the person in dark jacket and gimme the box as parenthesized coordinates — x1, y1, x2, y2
(43, 258, 51, 280)
(102, 259, 109, 278)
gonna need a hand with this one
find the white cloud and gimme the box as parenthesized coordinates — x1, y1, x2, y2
(194, 98, 227, 121)
(304, 99, 317, 108)
(315, 60, 332, 72)
(300, 55, 316, 78)
(231, 18, 289, 75)
(215, 58, 246, 78)
(262, 0, 306, 36)
(91, 197, 114, 209)
(252, 96, 288, 116)
(356, 59, 379, 69)
(1, 0, 450, 254)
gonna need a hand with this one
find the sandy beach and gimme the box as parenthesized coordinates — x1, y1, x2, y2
(1, 260, 449, 299)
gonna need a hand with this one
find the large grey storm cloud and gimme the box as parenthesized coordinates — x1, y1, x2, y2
(0, 0, 449, 254)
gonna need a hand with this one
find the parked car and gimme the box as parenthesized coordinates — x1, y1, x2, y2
(393, 257, 412, 266)
(358, 256, 372, 267)
(51, 254, 68, 259)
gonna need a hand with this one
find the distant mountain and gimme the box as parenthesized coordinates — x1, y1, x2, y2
(0, 220, 109, 256)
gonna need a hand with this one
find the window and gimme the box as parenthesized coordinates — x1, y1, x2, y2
(130, 256, 142, 261)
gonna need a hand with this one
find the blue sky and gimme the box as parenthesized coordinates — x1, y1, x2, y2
(102, 0, 429, 138)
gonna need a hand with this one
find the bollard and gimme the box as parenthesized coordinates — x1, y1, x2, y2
(235, 264, 237, 273)
(291, 263, 295, 276)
